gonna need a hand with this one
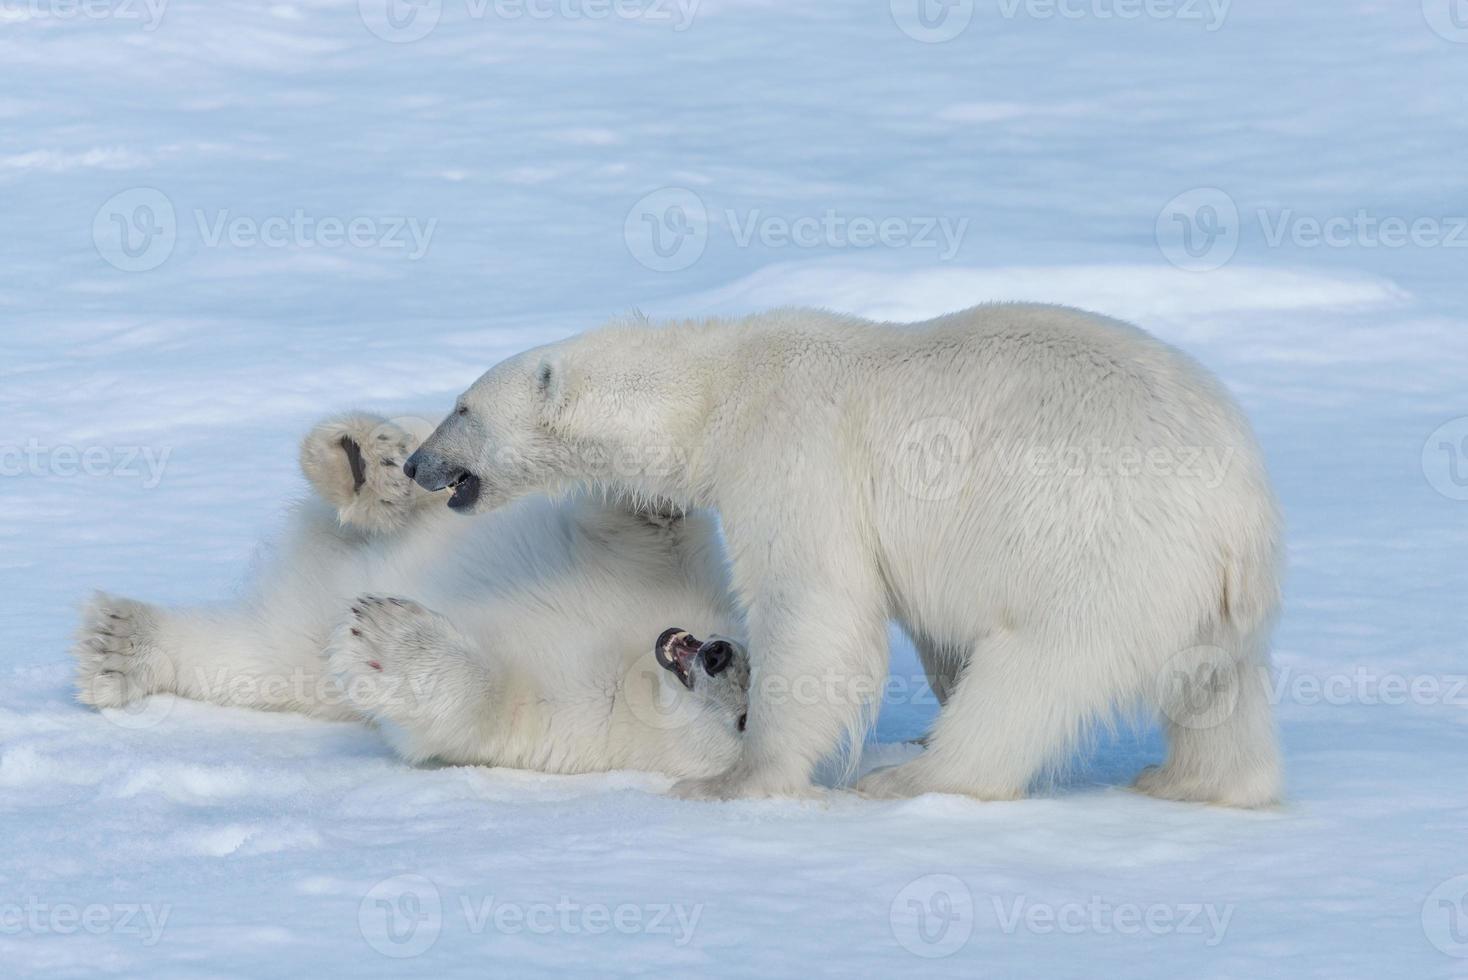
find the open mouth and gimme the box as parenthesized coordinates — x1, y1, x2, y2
(655, 628, 701, 691)
(446, 472, 482, 511)
(654, 628, 747, 733)
(654, 628, 738, 691)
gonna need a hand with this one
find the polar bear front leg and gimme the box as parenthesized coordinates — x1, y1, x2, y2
(326, 595, 498, 765)
(671, 544, 891, 801)
(299, 414, 438, 534)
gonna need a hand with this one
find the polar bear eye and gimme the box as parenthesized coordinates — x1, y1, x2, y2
(456, 405, 468, 416)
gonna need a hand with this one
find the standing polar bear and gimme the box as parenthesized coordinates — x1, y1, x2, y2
(72, 413, 751, 778)
(404, 303, 1284, 807)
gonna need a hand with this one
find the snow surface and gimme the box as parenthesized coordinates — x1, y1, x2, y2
(3, 0, 1468, 976)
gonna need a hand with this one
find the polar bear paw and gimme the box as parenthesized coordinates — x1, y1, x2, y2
(299, 415, 437, 533)
(325, 595, 468, 726)
(1132, 765, 1203, 802)
(1131, 763, 1280, 809)
(854, 758, 1024, 802)
(670, 762, 821, 801)
(72, 592, 173, 708)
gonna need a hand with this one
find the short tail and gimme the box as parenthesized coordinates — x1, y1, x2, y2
(1219, 491, 1284, 642)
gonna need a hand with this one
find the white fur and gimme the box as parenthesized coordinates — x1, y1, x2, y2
(72, 414, 746, 779)
(415, 303, 1285, 806)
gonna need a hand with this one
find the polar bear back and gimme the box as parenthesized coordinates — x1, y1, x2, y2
(698, 303, 1280, 654)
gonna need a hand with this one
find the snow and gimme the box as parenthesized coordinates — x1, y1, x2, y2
(3, 0, 1467, 976)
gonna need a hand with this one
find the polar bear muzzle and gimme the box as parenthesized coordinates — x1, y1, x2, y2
(654, 628, 749, 733)
(657, 629, 738, 689)
(403, 451, 482, 511)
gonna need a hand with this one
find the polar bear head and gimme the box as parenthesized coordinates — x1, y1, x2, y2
(403, 325, 712, 513)
(654, 629, 750, 734)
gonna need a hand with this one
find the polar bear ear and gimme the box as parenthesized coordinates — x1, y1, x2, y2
(535, 354, 570, 414)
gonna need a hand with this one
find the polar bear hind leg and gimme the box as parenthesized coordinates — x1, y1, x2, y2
(1133, 624, 1282, 808)
(73, 592, 175, 709)
(857, 628, 1121, 801)
(326, 595, 499, 765)
(858, 625, 1281, 808)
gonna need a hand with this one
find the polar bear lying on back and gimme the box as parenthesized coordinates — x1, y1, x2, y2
(72, 413, 749, 778)
(403, 303, 1285, 806)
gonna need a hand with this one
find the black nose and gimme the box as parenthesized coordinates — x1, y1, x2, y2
(699, 640, 734, 676)
(401, 450, 466, 493)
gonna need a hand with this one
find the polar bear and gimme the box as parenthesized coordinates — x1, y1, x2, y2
(403, 303, 1285, 807)
(72, 413, 750, 778)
